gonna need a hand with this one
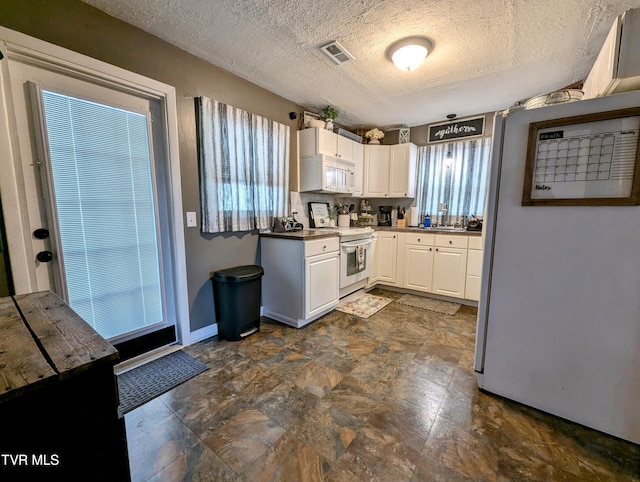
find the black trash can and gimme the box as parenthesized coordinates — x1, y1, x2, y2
(212, 265, 264, 341)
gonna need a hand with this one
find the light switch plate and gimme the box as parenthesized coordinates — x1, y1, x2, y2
(186, 211, 197, 228)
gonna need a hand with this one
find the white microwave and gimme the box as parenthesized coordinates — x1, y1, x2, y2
(299, 154, 355, 194)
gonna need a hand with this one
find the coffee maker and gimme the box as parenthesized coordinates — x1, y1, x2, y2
(378, 206, 392, 226)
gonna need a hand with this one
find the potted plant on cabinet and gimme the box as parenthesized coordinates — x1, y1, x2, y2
(322, 105, 339, 131)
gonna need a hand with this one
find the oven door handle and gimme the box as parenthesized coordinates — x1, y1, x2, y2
(341, 239, 373, 249)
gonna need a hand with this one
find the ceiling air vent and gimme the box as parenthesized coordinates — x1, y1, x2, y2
(320, 41, 355, 65)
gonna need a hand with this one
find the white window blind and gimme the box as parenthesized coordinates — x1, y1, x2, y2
(40, 90, 163, 339)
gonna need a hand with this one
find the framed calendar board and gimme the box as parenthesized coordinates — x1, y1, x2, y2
(522, 107, 640, 206)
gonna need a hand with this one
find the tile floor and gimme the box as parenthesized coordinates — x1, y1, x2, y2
(125, 289, 640, 481)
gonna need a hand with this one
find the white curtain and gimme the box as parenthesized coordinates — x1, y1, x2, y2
(196, 96, 289, 233)
(415, 138, 491, 225)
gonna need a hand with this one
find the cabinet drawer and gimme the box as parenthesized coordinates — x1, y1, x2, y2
(468, 236, 482, 250)
(304, 237, 339, 257)
(405, 233, 435, 246)
(435, 234, 468, 249)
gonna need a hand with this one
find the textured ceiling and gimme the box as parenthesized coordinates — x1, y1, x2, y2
(82, 0, 640, 128)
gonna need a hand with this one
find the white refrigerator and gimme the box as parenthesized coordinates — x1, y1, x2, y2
(474, 89, 640, 445)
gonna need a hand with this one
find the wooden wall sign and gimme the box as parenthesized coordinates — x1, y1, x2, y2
(428, 116, 485, 143)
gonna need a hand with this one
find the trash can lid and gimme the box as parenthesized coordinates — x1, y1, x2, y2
(212, 264, 264, 282)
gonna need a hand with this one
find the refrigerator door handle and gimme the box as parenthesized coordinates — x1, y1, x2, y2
(474, 110, 507, 377)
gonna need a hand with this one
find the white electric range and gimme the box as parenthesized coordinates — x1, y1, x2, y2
(321, 226, 374, 297)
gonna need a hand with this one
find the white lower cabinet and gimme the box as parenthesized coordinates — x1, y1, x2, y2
(305, 251, 340, 319)
(261, 236, 339, 328)
(377, 231, 399, 285)
(465, 236, 483, 301)
(432, 235, 468, 299)
(378, 231, 480, 301)
(368, 232, 380, 287)
(403, 233, 434, 291)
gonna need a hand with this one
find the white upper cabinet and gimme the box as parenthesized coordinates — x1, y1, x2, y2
(363, 145, 390, 197)
(299, 128, 364, 194)
(363, 143, 416, 198)
(299, 127, 355, 162)
(336, 134, 354, 161)
(389, 143, 417, 198)
(352, 142, 364, 197)
(583, 8, 640, 99)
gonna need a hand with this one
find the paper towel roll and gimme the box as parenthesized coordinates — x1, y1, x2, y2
(408, 207, 420, 226)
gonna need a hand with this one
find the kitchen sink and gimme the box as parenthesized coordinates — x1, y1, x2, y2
(424, 226, 466, 232)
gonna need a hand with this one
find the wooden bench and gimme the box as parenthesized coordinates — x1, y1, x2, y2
(0, 291, 130, 481)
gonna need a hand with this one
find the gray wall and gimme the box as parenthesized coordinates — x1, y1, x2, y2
(0, 0, 303, 331)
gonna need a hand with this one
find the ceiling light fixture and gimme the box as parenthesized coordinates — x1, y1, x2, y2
(386, 36, 434, 72)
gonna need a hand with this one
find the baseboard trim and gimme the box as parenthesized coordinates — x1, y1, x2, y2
(189, 323, 218, 344)
(368, 284, 478, 307)
(114, 344, 182, 375)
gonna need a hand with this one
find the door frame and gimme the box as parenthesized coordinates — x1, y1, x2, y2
(0, 27, 191, 346)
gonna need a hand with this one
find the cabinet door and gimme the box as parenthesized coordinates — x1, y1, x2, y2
(389, 144, 409, 197)
(404, 244, 434, 292)
(465, 249, 482, 301)
(336, 135, 353, 161)
(583, 16, 621, 99)
(377, 232, 398, 284)
(389, 143, 417, 198)
(367, 234, 379, 287)
(364, 145, 390, 197)
(305, 252, 339, 318)
(352, 142, 364, 197)
(298, 127, 335, 157)
(317, 128, 338, 156)
(432, 246, 467, 298)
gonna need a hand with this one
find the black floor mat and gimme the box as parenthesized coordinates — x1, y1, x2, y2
(117, 350, 208, 415)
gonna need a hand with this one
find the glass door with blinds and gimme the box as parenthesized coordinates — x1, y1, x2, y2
(29, 84, 169, 342)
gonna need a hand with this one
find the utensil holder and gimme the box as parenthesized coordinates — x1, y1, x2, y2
(338, 214, 350, 227)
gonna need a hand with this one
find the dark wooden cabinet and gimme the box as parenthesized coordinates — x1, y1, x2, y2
(0, 291, 130, 481)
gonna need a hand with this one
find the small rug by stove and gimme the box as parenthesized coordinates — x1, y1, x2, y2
(335, 293, 393, 318)
(395, 294, 461, 315)
(118, 350, 208, 415)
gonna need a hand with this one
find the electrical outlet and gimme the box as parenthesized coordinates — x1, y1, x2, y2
(186, 211, 197, 228)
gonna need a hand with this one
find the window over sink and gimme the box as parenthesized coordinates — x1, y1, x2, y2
(414, 138, 491, 225)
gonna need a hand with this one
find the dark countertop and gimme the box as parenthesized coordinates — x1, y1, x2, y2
(260, 229, 339, 240)
(374, 226, 482, 236)
(260, 226, 481, 238)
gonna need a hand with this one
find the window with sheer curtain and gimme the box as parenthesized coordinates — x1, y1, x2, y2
(415, 138, 492, 225)
(196, 97, 289, 233)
